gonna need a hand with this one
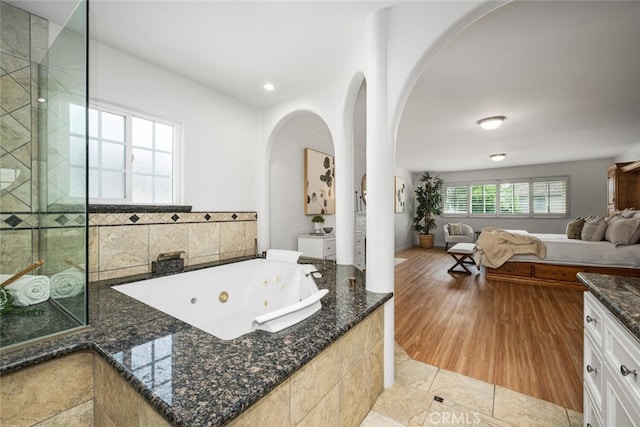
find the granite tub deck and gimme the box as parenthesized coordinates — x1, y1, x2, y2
(0, 258, 392, 426)
(578, 272, 640, 341)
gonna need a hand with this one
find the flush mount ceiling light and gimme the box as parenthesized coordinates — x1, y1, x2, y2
(490, 153, 507, 162)
(477, 115, 506, 130)
(263, 83, 275, 91)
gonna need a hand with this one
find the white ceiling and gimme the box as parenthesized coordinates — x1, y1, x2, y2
(397, 1, 640, 172)
(11, 1, 640, 173)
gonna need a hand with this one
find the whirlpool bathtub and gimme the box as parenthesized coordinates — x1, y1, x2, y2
(113, 258, 328, 340)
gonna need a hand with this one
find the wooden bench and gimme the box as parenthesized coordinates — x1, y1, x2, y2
(447, 243, 477, 274)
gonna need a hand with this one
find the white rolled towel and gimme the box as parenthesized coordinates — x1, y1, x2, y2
(0, 275, 50, 307)
(266, 249, 303, 264)
(50, 268, 85, 299)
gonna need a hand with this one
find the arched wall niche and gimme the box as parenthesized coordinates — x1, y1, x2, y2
(268, 110, 335, 251)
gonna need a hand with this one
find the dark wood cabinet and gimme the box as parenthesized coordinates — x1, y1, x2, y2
(607, 162, 640, 216)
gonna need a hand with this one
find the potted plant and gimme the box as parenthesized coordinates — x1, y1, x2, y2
(311, 215, 325, 233)
(411, 172, 444, 248)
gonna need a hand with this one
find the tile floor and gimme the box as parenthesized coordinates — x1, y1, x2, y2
(361, 344, 583, 427)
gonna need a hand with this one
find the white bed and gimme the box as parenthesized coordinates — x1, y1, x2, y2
(508, 232, 640, 268)
(480, 229, 640, 289)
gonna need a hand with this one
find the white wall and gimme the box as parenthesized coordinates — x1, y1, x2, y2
(269, 116, 335, 250)
(268, 116, 367, 252)
(616, 144, 640, 162)
(429, 158, 613, 247)
(89, 40, 259, 211)
(394, 166, 414, 251)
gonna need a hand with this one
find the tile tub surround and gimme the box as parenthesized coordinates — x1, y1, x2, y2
(88, 210, 258, 281)
(0, 261, 392, 426)
(577, 272, 640, 341)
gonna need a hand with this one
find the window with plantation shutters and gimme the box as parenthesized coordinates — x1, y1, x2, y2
(500, 182, 530, 215)
(471, 183, 497, 215)
(533, 179, 568, 215)
(442, 176, 568, 218)
(444, 185, 468, 214)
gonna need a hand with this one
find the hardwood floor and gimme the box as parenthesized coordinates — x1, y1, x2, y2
(394, 246, 584, 412)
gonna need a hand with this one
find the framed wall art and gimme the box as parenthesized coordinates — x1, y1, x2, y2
(395, 176, 406, 213)
(304, 148, 335, 215)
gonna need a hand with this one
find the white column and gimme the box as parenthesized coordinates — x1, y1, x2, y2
(335, 121, 355, 265)
(365, 8, 395, 388)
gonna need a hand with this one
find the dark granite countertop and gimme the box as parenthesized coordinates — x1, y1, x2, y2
(577, 272, 640, 342)
(0, 260, 392, 426)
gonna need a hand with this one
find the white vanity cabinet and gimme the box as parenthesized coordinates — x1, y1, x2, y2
(297, 234, 336, 260)
(354, 232, 365, 270)
(584, 292, 640, 427)
(297, 232, 366, 270)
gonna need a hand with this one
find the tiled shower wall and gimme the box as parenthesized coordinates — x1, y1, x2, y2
(0, 2, 48, 273)
(88, 211, 258, 282)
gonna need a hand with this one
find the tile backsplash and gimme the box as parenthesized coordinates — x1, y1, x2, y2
(89, 211, 257, 282)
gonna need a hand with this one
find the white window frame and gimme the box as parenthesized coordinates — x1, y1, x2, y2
(88, 101, 183, 205)
(531, 176, 569, 218)
(498, 179, 530, 217)
(443, 176, 569, 219)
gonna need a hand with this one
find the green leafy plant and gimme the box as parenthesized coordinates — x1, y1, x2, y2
(311, 215, 325, 223)
(411, 172, 444, 235)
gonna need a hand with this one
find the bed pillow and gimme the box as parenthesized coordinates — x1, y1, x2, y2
(448, 222, 464, 235)
(565, 217, 585, 239)
(581, 216, 607, 241)
(604, 217, 640, 246)
(606, 214, 623, 225)
(620, 208, 639, 218)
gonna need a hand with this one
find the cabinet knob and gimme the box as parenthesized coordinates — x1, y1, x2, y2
(586, 315, 596, 323)
(620, 365, 637, 377)
(586, 365, 598, 374)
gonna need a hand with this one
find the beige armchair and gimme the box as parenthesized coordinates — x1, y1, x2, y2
(444, 223, 475, 250)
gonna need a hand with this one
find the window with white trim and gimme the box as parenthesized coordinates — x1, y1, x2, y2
(471, 183, 496, 215)
(499, 182, 530, 215)
(443, 177, 568, 218)
(533, 179, 567, 215)
(444, 185, 468, 214)
(72, 103, 181, 204)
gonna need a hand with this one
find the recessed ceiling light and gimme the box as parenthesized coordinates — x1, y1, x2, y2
(477, 116, 506, 130)
(263, 83, 275, 91)
(490, 153, 507, 162)
(37, 97, 46, 103)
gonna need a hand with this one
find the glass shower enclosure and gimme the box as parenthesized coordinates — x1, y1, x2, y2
(0, 0, 88, 348)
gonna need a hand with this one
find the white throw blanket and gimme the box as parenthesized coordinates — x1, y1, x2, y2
(0, 275, 50, 307)
(473, 228, 546, 269)
(266, 249, 303, 264)
(51, 268, 85, 298)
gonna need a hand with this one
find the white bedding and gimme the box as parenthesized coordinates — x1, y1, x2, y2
(506, 232, 640, 268)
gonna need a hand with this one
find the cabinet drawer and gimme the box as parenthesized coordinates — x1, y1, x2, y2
(585, 332, 604, 407)
(323, 238, 336, 255)
(603, 312, 640, 402)
(584, 385, 604, 427)
(534, 264, 581, 283)
(488, 262, 532, 277)
(584, 292, 605, 346)
(604, 365, 640, 427)
(354, 234, 365, 246)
